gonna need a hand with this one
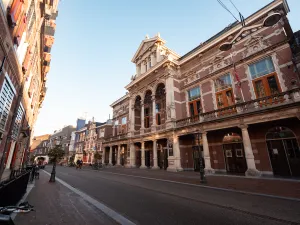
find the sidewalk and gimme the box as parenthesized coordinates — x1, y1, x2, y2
(14, 171, 117, 225)
(93, 167, 300, 200)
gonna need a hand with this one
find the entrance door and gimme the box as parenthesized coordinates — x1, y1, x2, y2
(145, 150, 151, 167)
(283, 139, 300, 177)
(267, 139, 300, 177)
(267, 140, 290, 176)
(163, 148, 168, 170)
(223, 143, 247, 174)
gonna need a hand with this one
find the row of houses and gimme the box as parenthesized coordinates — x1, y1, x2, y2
(30, 125, 75, 165)
(73, 0, 300, 178)
(0, 0, 59, 181)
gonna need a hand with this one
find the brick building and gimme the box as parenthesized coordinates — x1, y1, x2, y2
(101, 0, 300, 177)
(74, 119, 105, 164)
(0, 0, 59, 180)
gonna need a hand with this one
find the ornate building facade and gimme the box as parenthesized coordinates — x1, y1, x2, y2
(102, 0, 300, 177)
(0, 0, 59, 180)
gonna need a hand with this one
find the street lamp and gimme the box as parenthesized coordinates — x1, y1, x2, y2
(194, 131, 205, 183)
(49, 136, 64, 183)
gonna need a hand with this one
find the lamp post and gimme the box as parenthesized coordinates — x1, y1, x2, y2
(49, 136, 64, 183)
(194, 131, 205, 183)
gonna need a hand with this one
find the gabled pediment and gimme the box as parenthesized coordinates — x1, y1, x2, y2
(131, 35, 166, 63)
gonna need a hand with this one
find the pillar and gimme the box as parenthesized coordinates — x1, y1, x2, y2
(202, 132, 214, 174)
(240, 125, 261, 176)
(141, 61, 145, 74)
(136, 64, 141, 76)
(117, 145, 121, 166)
(165, 66, 176, 124)
(152, 140, 159, 169)
(150, 52, 156, 67)
(173, 135, 183, 171)
(156, 45, 161, 63)
(130, 105, 135, 132)
(140, 141, 146, 169)
(5, 141, 16, 169)
(109, 146, 112, 165)
(130, 143, 136, 167)
(101, 147, 105, 164)
(141, 103, 144, 130)
(151, 95, 156, 131)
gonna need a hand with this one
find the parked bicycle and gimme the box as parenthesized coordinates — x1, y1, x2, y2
(91, 162, 102, 170)
(0, 201, 34, 225)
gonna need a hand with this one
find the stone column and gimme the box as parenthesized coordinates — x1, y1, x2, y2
(156, 45, 161, 63)
(173, 135, 183, 171)
(141, 61, 145, 74)
(141, 103, 145, 130)
(140, 141, 146, 169)
(108, 146, 112, 165)
(151, 95, 156, 131)
(165, 65, 176, 126)
(117, 145, 121, 166)
(202, 132, 214, 174)
(131, 105, 135, 132)
(101, 147, 105, 164)
(150, 52, 156, 67)
(152, 140, 159, 169)
(130, 143, 136, 167)
(136, 64, 141, 76)
(239, 125, 261, 176)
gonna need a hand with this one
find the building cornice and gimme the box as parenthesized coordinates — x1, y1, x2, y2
(110, 94, 129, 107)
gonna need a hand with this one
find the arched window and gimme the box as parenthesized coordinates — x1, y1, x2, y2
(155, 83, 166, 125)
(144, 90, 152, 128)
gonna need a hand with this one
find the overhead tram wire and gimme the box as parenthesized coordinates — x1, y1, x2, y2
(216, 0, 239, 22)
(229, 0, 246, 26)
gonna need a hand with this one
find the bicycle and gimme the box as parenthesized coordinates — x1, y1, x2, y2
(0, 201, 34, 225)
(91, 162, 102, 170)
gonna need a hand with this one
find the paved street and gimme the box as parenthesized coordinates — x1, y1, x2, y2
(15, 166, 300, 225)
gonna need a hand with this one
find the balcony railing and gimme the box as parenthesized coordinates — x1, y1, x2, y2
(144, 127, 152, 133)
(156, 124, 166, 131)
(176, 88, 300, 128)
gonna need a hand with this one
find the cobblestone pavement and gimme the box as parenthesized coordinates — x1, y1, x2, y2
(14, 170, 118, 225)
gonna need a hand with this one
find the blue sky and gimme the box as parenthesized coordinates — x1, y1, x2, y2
(34, 0, 300, 135)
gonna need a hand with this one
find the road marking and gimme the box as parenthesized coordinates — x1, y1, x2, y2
(97, 170, 300, 202)
(43, 170, 136, 225)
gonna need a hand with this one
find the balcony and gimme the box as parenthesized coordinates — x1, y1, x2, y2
(43, 61, 50, 66)
(44, 36, 55, 47)
(43, 52, 51, 61)
(45, 25, 55, 36)
(176, 88, 300, 128)
(51, 11, 58, 20)
(44, 46, 52, 53)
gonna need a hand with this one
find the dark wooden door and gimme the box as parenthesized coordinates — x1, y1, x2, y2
(223, 143, 247, 174)
(145, 150, 151, 167)
(267, 140, 291, 176)
(284, 139, 300, 177)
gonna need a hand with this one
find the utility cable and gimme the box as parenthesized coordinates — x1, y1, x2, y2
(216, 0, 239, 22)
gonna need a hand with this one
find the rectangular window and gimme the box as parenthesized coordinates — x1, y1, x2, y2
(11, 105, 24, 139)
(114, 120, 119, 126)
(0, 79, 15, 131)
(188, 87, 201, 117)
(215, 74, 232, 92)
(121, 117, 127, 125)
(249, 57, 275, 79)
(188, 87, 201, 101)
